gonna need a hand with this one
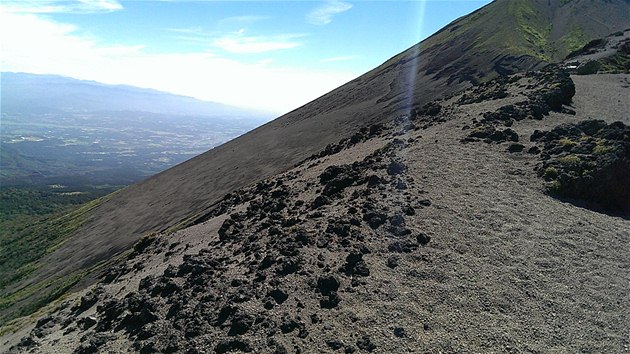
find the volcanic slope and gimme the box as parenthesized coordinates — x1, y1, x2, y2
(4, 62, 629, 352)
(3, 0, 629, 326)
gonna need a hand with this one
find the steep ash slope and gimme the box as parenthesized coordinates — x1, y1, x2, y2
(5, 65, 629, 353)
(4, 0, 629, 325)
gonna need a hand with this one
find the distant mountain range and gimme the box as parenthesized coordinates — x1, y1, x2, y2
(1, 72, 268, 117)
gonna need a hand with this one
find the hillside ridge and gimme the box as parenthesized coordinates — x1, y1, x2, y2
(2, 0, 629, 333)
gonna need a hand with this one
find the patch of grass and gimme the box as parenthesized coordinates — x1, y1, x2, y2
(558, 155, 581, 166)
(0, 194, 111, 289)
(0, 271, 84, 327)
(558, 137, 577, 147)
(598, 46, 630, 74)
(544, 166, 559, 180)
(549, 180, 562, 194)
(0, 187, 124, 326)
(593, 141, 614, 154)
(0, 244, 123, 326)
(559, 25, 587, 55)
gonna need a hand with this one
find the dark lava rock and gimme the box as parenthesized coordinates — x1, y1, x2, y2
(35, 315, 54, 329)
(386, 256, 400, 269)
(228, 312, 254, 336)
(17, 336, 37, 349)
(276, 256, 301, 275)
(311, 195, 330, 209)
(78, 316, 97, 330)
(319, 165, 362, 196)
(215, 339, 252, 353)
(356, 336, 377, 352)
(259, 255, 275, 270)
(416, 233, 431, 245)
(218, 218, 241, 241)
(393, 327, 407, 338)
(320, 292, 341, 309)
(317, 275, 340, 295)
(402, 206, 416, 216)
(74, 288, 103, 314)
(418, 102, 442, 116)
(533, 120, 630, 213)
(389, 214, 405, 227)
(387, 161, 407, 175)
(280, 318, 300, 334)
(528, 146, 541, 154)
(341, 251, 370, 276)
(394, 179, 407, 190)
(507, 143, 525, 153)
(418, 199, 432, 207)
(388, 239, 419, 253)
(326, 339, 344, 350)
(326, 219, 351, 238)
(468, 125, 495, 139)
(467, 126, 519, 143)
(268, 289, 289, 305)
(481, 104, 527, 123)
(363, 211, 387, 229)
(367, 175, 382, 187)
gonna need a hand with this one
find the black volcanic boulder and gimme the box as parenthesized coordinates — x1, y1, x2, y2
(414, 102, 442, 117)
(317, 275, 340, 295)
(466, 125, 519, 143)
(317, 275, 341, 309)
(539, 67, 575, 110)
(387, 161, 407, 175)
(340, 251, 370, 276)
(532, 120, 630, 213)
(228, 312, 254, 336)
(311, 195, 330, 209)
(507, 143, 525, 153)
(215, 339, 252, 353)
(482, 104, 528, 124)
(363, 211, 387, 229)
(319, 165, 363, 196)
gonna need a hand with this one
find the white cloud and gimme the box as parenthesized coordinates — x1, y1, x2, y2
(213, 31, 305, 54)
(307, 0, 352, 25)
(1, 0, 122, 14)
(0, 10, 358, 114)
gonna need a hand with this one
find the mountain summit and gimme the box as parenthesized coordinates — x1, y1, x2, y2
(1, 1, 629, 351)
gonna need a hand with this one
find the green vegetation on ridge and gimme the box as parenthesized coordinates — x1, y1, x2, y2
(423, 0, 603, 67)
(0, 186, 121, 325)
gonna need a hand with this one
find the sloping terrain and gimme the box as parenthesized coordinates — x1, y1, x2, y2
(3, 63, 629, 352)
(2, 0, 630, 335)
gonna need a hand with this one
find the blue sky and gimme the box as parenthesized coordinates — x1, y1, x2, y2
(1, 0, 491, 114)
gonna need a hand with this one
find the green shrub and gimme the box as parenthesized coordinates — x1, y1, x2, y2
(558, 155, 581, 166)
(558, 137, 576, 147)
(543, 166, 559, 180)
(549, 180, 562, 194)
